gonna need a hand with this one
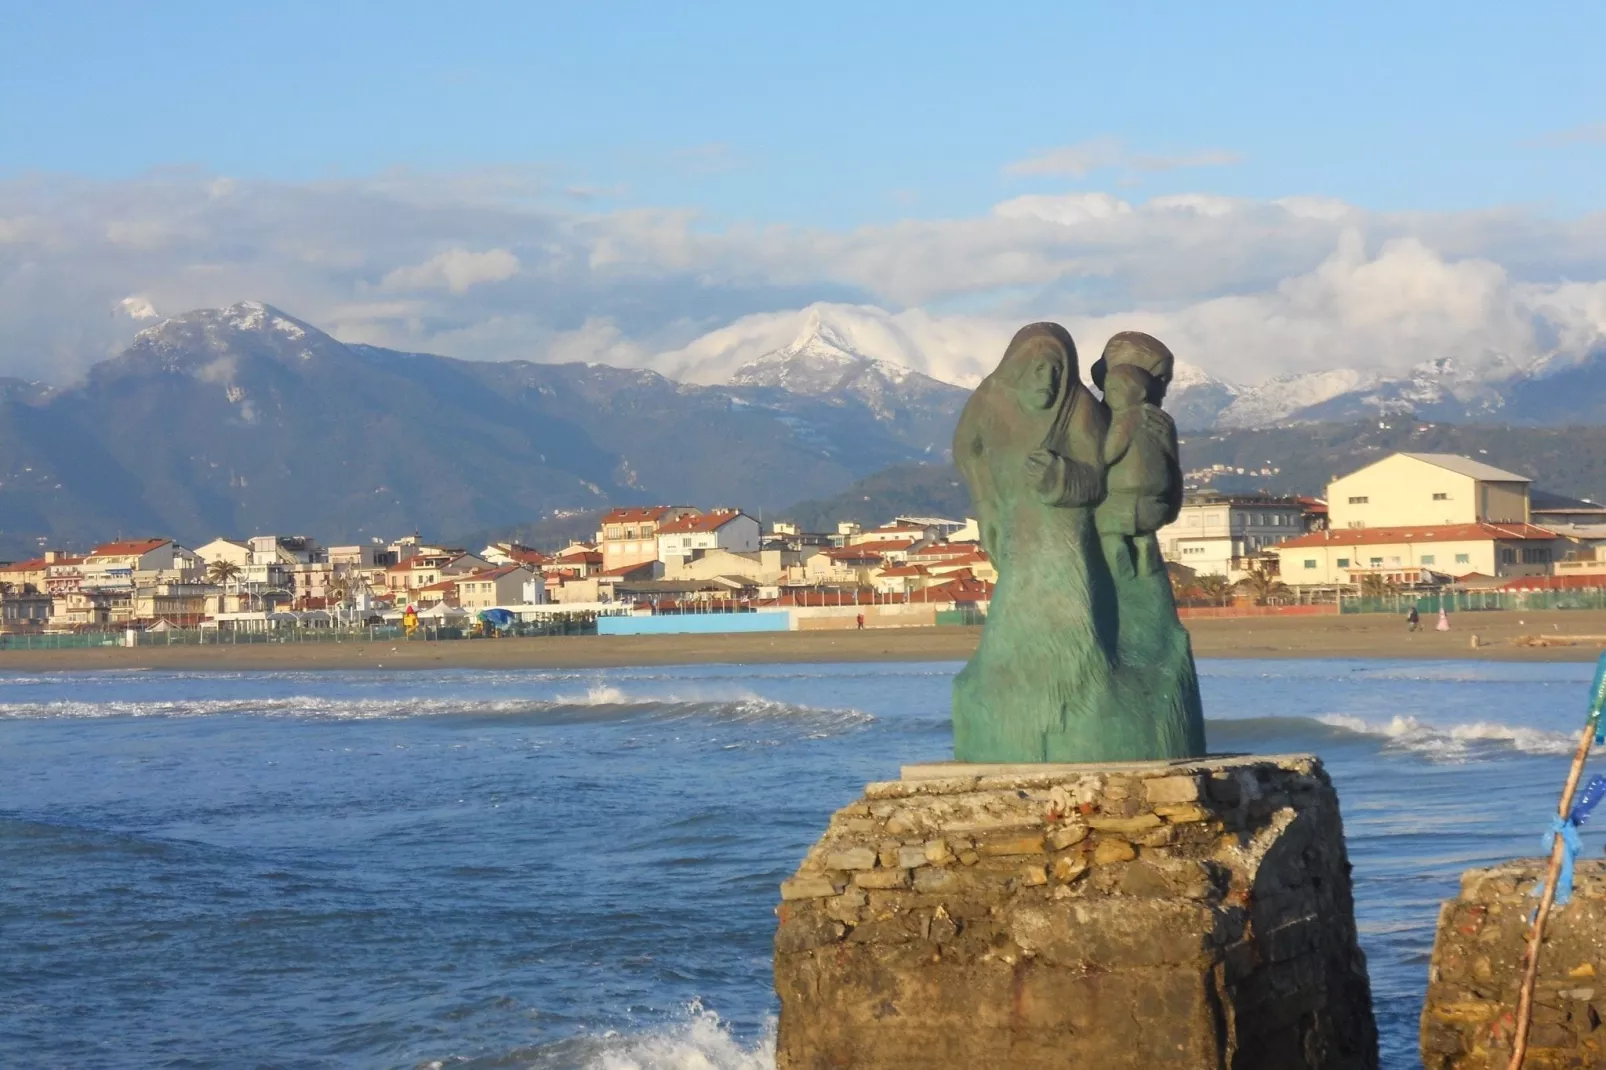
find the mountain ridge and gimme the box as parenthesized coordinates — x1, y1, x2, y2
(0, 302, 967, 558)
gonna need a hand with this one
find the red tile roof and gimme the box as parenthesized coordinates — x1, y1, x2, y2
(924, 577, 994, 602)
(600, 506, 692, 525)
(1276, 523, 1559, 549)
(931, 551, 989, 568)
(0, 557, 47, 572)
(851, 539, 921, 554)
(601, 562, 657, 577)
(88, 538, 170, 558)
(908, 544, 973, 558)
(876, 564, 929, 577)
(820, 547, 885, 561)
(506, 547, 550, 566)
(656, 510, 749, 535)
(456, 564, 528, 583)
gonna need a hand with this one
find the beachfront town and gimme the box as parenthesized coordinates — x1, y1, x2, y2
(2, 449, 1604, 636)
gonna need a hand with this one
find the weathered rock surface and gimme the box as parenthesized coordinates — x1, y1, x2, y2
(1422, 859, 1606, 1068)
(774, 754, 1377, 1069)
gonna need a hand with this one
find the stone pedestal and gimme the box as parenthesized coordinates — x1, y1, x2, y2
(773, 754, 1377, 1069)
(1422, 859, 1606, 1068)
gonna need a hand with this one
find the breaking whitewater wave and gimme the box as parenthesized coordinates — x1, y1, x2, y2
(420, 1003, 775, 1070)
(0, 686, 872, 734)
(1203, 712, 1579, 762)
(1313, 713, 1577, 760)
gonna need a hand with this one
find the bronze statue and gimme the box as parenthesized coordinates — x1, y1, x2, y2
(951, 323, 1205, 763)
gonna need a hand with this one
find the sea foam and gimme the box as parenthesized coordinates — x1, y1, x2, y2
(1315, 713, 1577, 761)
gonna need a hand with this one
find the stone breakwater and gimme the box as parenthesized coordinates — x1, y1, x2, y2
(1422, 859, 1606, 1068)
(773, 754, 1377, 1069)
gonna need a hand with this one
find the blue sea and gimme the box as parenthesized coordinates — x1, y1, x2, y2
(0, 658, 1598, 1069)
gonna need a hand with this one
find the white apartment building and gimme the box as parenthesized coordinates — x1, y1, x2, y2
(655, 510, 761, 566)
(1327, 453, 1529, 529)
(1157, 495, 1308, 581)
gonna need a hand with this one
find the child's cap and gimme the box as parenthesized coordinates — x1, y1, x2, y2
(1096, 331, 1174, 383)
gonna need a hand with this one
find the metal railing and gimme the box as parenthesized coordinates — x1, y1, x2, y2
(1338, 589, 1606, 614)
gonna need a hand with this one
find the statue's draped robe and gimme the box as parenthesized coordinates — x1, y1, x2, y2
(952, 329, 1116, 762)
(951, 323, 1206, 763)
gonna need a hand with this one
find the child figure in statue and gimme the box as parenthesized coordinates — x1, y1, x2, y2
(1093, 333, 1182, 579)
(1089, 330, 1204, 760)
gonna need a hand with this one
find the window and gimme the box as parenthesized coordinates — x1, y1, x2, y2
(1455, 553, 1470, 564)
(1522, 547, 1552, 564)
(1386, 556, 1401, 567)
(1499, 549, 1516, 565)
(1337, 558, 1350, 568)
(1420, 555, 1436, 565)
(1303, 559, 1317, 569)
(1369, 557, 1383, 567)
(1432, 493, 1449, 501)
(1348, 496, 1369, 505)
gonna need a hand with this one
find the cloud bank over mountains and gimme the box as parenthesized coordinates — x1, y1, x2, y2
(2, 170, 1605, 392)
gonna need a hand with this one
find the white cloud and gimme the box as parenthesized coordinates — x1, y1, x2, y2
(2, 170, 1606, 394)
(118, 295, 158, 320)
(381, 247, 520, 293)
(1004, 137, 1241, 177)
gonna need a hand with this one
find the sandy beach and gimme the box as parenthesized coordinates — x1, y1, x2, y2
(2, 609, 1605, 671)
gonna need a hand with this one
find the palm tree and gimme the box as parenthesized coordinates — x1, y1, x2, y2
(1195, 573, 1233, 607)
(327, 575, 353, 623)
(206, 560, 242, 610)
(1358, 573, 1396, 599)
(1168, 569, 1196, 605)
(1236, 563, 1291, 606)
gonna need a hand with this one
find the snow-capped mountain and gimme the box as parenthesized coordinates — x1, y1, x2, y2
(1164, 362, 1241, 430)
(728, 312, 966, 422)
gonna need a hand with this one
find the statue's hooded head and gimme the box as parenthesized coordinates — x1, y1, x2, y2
(995, 322, 1078, 416)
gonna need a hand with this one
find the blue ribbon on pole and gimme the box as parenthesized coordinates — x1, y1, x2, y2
(1544, 817, 1585, 906)
(1570, 775, 1606, 827)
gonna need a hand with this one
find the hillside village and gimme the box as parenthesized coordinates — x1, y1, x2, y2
(4, 450, 1606, 637)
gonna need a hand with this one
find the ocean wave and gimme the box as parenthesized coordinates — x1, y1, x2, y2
(0, 686, 872, 734)
(1314, 714, 1577, 761)
(1204, 712, 1579, 762)
(425, 1003, 775, 1070)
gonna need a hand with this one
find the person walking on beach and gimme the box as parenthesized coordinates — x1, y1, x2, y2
(1406, 605, 1420, 632)
(856, 613, 865, 630)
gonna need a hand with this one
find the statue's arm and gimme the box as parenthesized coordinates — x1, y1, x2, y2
(1142, 405, 1184, 524)
(1033, 389, 1106, 508)
(1104, 413, 1134, 466)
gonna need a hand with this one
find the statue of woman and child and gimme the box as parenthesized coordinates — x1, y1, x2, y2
(952, 322, 1207, 763)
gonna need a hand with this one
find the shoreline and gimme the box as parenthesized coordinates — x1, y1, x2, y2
(1, 610, 1604, 671)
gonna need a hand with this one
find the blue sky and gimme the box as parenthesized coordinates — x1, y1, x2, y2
(2, 2, 1606, 389)
(7, 2, 1605, 223)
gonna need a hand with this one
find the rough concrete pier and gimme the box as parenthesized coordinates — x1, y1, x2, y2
(1422, 859, 1606, 1068)
(773, 754, 1377, 1069)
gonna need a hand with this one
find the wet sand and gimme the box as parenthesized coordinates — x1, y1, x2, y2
(2, 610, 1605, 672)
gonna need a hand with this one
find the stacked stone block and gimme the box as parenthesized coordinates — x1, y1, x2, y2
(774, 754, 1377, 1069)
(1422, 859, 1606, 1068)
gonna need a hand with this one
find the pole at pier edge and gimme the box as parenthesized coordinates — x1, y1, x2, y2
(1508, 651, 1606, 1070)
